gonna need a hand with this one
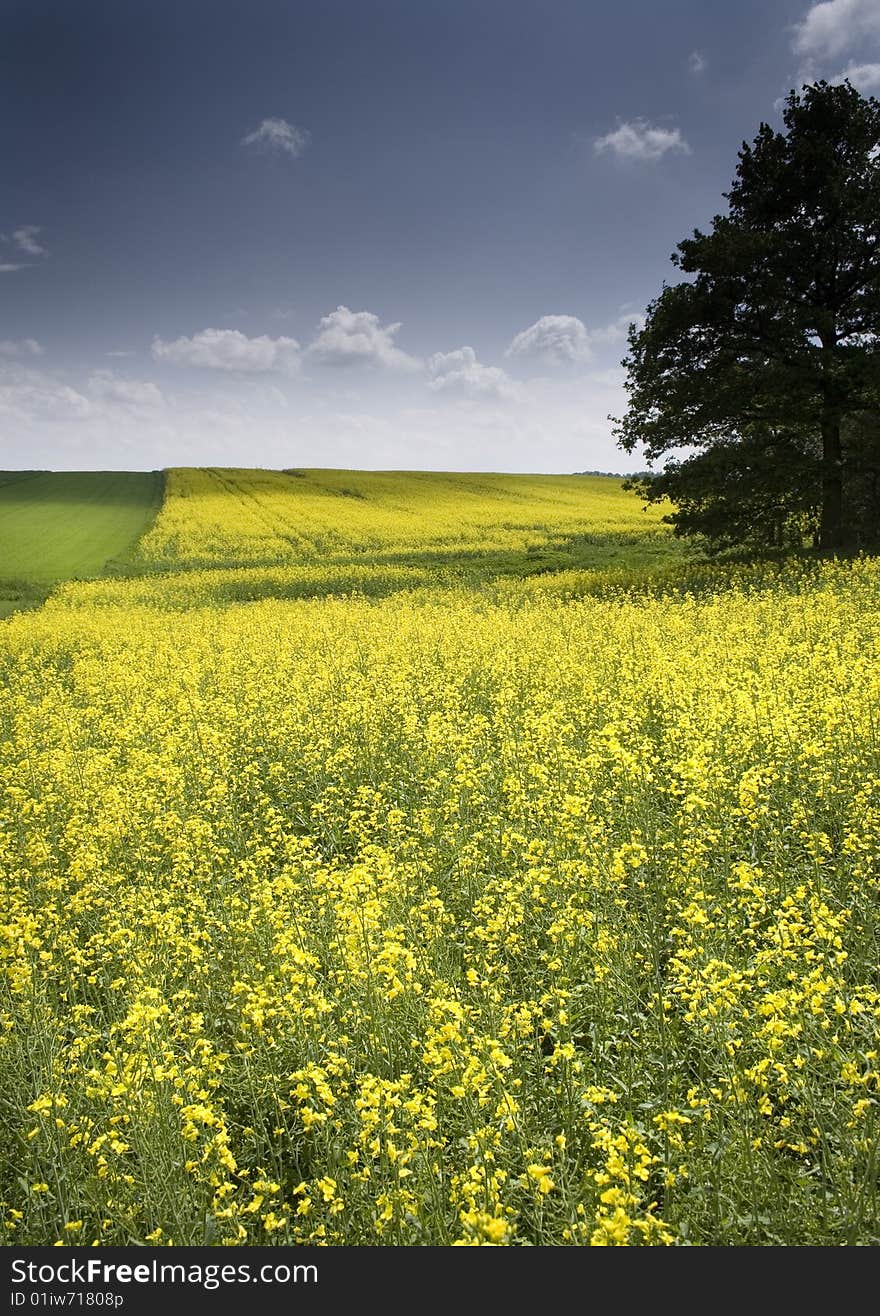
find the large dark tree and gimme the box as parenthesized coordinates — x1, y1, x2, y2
(615, 81, 880, 551)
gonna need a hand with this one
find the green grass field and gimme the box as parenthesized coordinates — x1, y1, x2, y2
(0, 471, 164, 617)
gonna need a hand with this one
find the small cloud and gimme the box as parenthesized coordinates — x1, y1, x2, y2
(307, 306, 420, 371)
(0, 361, 92, 422)
(241, 117, 311, 158)
(506, 311, 645, 369)
(13, 225, 47, 256)
(792, 0, 880, 60)
(0, 262, 26, 273)
(589, 310, 646, 346)
(106, 350, 136, 358)
(0, 338, 43, 357)
(594, 118, 691, 162)
(831, 59, 880, 91)
(506, 315, 592, 366)
(151, 327, 301, 374)
(427, 346, 517, 400)
(88, 370, 165, 408)
(689, 50, 707, 74)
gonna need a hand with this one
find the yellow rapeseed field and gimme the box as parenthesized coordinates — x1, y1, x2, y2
(1, 469, 878, 1246)
(136, 467, 670, 566)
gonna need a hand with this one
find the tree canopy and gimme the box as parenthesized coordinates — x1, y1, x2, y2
(615, 80, 880, 552)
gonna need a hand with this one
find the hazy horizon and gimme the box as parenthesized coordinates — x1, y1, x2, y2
(0, 463, 643, 478)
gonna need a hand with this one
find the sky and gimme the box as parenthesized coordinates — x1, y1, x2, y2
(2, 0, 879, 473)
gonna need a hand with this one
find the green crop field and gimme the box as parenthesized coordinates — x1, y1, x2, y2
(0, 471, 164, 617)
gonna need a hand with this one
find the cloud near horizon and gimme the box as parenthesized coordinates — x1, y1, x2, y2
(151, 327, 302, 374)
(427, 346, 517, 400)
(0, 349, 641, 474)
(88, 370, 165, 409)
(0, 361, 92, 423)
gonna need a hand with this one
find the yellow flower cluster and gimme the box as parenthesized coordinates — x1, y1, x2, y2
(1, 470, 879, 1245)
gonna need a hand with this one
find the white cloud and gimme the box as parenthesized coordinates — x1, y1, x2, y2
(589, 310, 646, 346)
(241, 117, 311, 158)
(594, 118, 691, 161)
(88, 370, 165, 408)
(13, 225, 46, 256)
(0, 338, 43, 357)
(506, 315, 592, 366)
(506, 311, 645, 368)
(307, 305, 421, 371)
(792, 0, 880, 60)
(151, 327, 301, 374)
(0, 262, 26, 274)
(427, 346, 517, 400)
(689, 51, 707, 74)
(0, 362, 92, 423)
(832, 59, 880, 90)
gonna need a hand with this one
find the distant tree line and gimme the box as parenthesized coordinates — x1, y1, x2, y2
(572, 469, 653, 478)
(614, 81, 880, 554)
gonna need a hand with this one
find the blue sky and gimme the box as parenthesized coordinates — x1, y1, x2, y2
(2, 0, 879, 472)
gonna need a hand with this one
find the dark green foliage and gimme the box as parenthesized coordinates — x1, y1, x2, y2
(615, 81, 880, 551)
(624, 426, 821, 552)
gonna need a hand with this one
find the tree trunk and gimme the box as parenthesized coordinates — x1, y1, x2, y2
(818, 409, 844, 550)
(817, 327, 848, 551)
